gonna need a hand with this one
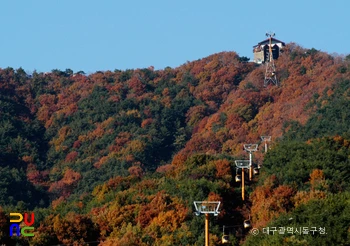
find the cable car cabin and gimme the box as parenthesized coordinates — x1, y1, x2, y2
(222, 234, 230, 244)
(235, 175, 241, 182)
(244, 220, 251, 229)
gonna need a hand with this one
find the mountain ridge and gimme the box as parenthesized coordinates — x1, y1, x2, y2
(0, 44, 349, 245)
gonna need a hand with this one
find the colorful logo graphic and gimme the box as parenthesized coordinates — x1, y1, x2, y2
(9, 212, 35, 237)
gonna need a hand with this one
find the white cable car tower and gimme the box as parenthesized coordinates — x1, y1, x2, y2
(264, 32, 278, 87)
(261, 136, 271, 153)
(193, 201, 221, 246)
(243, 144, 258, 180)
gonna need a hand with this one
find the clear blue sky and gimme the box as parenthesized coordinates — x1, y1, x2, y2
(1, 0, 349, 73)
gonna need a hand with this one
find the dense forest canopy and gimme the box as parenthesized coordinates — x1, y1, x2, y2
(0, 45, 349, 245)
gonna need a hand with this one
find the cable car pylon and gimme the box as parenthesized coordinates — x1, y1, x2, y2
(264, 32, 278, 87)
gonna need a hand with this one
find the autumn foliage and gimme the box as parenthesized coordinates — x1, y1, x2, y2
(0, 45, 350, 245)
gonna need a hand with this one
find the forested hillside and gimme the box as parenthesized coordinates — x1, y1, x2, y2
(0, 44, 349, 245)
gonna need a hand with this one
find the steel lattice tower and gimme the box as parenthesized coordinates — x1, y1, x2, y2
(264, 32, 278, 87)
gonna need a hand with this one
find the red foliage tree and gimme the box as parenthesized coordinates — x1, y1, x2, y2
(65, 151, 78, 162)
(49, 168, 81, 198)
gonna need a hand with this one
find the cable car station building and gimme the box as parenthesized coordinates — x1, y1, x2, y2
(253, 37, 285, 64)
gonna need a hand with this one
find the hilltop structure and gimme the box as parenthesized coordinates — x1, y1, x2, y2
(253, 37, 285, 64)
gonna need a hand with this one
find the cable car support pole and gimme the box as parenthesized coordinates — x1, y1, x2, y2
(242, 168, 245, 201)
(249, 152, 252, 181)
(205, 213, 209, 246)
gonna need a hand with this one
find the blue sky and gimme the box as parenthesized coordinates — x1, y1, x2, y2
(0, 0, 349, 73)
